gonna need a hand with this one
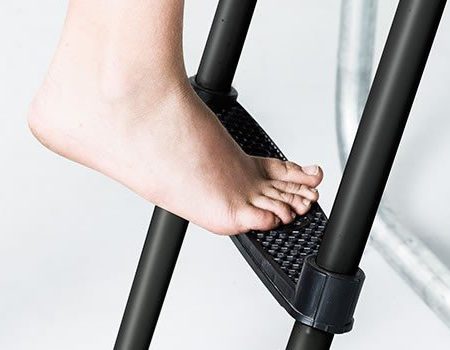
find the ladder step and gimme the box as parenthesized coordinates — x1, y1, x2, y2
(210, 100, 328, 320)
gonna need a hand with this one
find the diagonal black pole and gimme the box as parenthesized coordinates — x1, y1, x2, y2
(114, 208, 188, 350)
(196, 0, 257, 92)
(114, 1, 257, 349)
(287, 0, 446, 348)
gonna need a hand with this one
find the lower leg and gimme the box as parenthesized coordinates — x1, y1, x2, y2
(28, 0, 323, 235)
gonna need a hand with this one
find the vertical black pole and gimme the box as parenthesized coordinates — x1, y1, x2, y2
(287, 0, 446, 349)
(114, 208, 188, 350)
(196, 0, 257, 92)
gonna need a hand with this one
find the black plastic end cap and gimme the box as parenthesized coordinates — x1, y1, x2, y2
(190, 76, 238, 105)
(294, 256, 365, 334)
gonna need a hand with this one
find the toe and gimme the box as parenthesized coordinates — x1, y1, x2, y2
(270, 180, 319, 202)
(263, 184, 313, 216)
(252, 195, 296, 225)
(261, 158, 323, 188)
(235, 204, 281, 233)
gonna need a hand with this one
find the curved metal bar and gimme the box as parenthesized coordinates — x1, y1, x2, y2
(336, 0, 450, 326)
(336, 0, 377, 165)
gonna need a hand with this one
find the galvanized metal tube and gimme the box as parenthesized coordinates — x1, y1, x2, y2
(335, 0, 377, 165)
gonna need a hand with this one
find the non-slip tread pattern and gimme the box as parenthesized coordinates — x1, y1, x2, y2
(254, 211, 326, 282)
(212, 102, 326, 283)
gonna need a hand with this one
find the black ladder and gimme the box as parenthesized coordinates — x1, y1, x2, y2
(114, 1, 447, 349)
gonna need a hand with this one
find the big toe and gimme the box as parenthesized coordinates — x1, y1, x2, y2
(260, 158, 323, 188)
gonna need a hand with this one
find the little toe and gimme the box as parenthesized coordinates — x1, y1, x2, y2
(261, 158, 323, 188)
(252, 195, 296, 225)
(235, 204, 281, 233)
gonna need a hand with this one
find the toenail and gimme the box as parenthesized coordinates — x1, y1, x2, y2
(303, 165, 319, 176)
(303, 199, 311, 206)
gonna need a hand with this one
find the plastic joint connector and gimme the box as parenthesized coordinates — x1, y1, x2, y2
(294, 256, 365, 334)
(190, 76, 238, 105)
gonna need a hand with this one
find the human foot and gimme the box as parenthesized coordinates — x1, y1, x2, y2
(28, 0, 323, 235)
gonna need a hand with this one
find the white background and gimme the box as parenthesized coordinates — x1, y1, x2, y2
(1, 1, 449, 349)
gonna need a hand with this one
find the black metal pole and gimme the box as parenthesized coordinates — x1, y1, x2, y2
(287, 0, 446, 349)
(286, 323, 333, 350)
(317, 0, 446, 275)
(196, 0, 257, 92)
(114, 0, 260, 348)
(115, 2, 258, 348)
(114, 207, 188, 350)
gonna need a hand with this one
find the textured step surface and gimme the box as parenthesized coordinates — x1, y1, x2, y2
(209, 99, 328, 318)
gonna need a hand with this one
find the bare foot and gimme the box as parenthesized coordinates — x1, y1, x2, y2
(28, 0, 323, 235)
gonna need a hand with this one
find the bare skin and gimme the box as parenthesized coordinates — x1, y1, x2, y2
(28, 0, 323, 235)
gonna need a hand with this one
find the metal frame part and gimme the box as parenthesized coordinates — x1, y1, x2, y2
(114, 208, 188, 350)
(291, 1, 446, 348)
(336, 0, 450, 327)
